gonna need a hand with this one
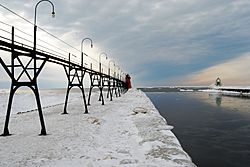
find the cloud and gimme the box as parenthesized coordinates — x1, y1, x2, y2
(176, 52, 250, 86)
(1, 0, 250, 87)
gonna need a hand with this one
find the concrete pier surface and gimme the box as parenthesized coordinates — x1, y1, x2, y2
(0, 89, 196, 167)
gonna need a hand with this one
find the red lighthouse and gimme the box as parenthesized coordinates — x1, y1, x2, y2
(125, 74, 132, 89)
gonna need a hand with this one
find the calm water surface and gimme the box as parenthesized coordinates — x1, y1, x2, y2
(146, 92, 250, 167)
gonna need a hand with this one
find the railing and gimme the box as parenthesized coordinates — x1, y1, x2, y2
(0, 22, 127, 136)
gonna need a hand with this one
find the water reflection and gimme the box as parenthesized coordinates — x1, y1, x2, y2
(146, 92, 250, 167)
(215, 95, 222, 106)
(184, 92, 250, 117)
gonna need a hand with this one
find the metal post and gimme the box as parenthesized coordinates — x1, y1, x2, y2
(87, 73, 93, 105)
(62, 53, 71, 114)
(63, 85, 71, 114)
(80, 85, 88, 114)
(34, 25, 37, 77)
(11, 27, 14, 77)
(31, 84, 47, 135)
(1, 85, 17, 136)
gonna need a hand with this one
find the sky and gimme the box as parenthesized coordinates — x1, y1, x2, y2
(1, 0, 250, 88)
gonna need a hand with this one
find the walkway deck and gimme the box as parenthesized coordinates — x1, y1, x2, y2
(0, 89, 196, 167)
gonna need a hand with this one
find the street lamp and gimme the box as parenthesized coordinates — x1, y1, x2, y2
(33, 0, 55, 77)
(120, 70, 123, 80)
(122, 71, 125, 81)
(109, 60, 115, 77)
(34, 0, 55, 49)
(99, 52, 107, 73)
(117, 67, 121, 80)
(81, 38, 93, 68)
(115, 66, 120, 79)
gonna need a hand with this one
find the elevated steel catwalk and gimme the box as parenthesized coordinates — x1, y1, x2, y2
(0, 26, 127, 136)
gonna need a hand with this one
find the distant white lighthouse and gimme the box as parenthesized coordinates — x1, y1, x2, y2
(215, 77, 222, 86)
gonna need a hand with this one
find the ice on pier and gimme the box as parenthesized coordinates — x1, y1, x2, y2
(200, 86, 250, 97)
(0, 89, 196, 167)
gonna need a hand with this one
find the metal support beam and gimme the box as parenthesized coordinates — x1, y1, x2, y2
(106, 77, 113, 101)
(87, 73, 105, 105)
(1, 27, 47, 136)
(62, 54, 88, 114)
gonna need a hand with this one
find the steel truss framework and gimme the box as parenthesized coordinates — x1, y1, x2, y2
(62, 53, 88, 114)
(88, 73, 105, 105)
(0, 26, 126, 136)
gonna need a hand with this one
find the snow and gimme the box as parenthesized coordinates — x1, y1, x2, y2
(0, 89, 196, 167)
(179, 89, 194, 92)
(210, 86, 250, 90)
(200, 87, 250, 97)
(0, 89, 81, 117)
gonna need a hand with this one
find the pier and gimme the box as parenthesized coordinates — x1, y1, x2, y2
(0, 2, 126, 136)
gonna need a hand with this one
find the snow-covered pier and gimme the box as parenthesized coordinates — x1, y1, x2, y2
(215, 86, 250, 93)
(201, 86, 250, 97)
(0, 89, 196, 167)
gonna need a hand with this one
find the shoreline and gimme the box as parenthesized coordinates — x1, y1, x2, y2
(0, 89, 196, 166)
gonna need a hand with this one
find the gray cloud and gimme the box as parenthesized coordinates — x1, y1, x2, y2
(1, 0, 250, 87)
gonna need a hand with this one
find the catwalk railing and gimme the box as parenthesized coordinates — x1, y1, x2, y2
(0, 26, 127, 136)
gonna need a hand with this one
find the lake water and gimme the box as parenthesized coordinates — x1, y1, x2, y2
(146, 91, 250, 167)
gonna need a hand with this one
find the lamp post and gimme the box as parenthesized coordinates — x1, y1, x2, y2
(34, 0, 55, 76)
(34, 0, 55, 49)
(113, 65, 120, 79)
(117, 66, 120, 79)
(32, 0, 55, 136)
(116, 67, 121, 97)
(81, 38, 93, 68)
(109, 60, 115, 77)
(114, 64, 120, 78)
(99, 52, 107, 73)
(114, 64, 117, 79)
(120, 70, 123, 81)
